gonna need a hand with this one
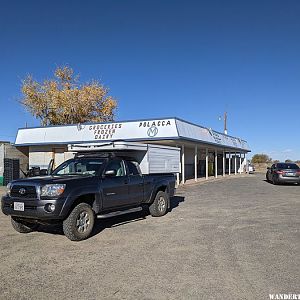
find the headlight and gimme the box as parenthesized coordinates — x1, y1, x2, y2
(6, 183, 12, 196)
(41, 184, 66, 197)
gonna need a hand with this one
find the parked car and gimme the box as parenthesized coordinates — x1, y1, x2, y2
(248, 164, 255, 174)
(266, 162, 300, 185)
(1, 153, 176, 241)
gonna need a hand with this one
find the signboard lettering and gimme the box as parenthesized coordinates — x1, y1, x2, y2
(89, 123, 123, 140)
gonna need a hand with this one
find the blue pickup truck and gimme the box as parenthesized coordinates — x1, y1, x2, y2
(1, 153, 176, 241)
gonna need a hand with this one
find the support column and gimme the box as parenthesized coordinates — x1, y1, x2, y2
(239, 152, 242, 174)
(176, 144, 180, 186)
(205, 148, 208, 180)
(234, 152, 237, 175)
(182, 144, 185, 184)
(223, 150, 225, 176)
(194, 145, 198, 182)
(228, 152, 231, 175)
(215, 149, 218, 178)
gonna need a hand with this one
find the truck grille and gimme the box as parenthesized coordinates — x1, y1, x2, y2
(11, 185, 37, 198)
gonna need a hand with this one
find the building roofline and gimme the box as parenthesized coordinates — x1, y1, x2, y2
(17, 116, 178, 130)
(174, 117, 247, 142)
(17, 116, 248, 143)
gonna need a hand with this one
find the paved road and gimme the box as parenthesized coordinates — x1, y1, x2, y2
(0, 174, 299, 300)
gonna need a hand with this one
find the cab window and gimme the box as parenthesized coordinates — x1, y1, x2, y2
(126, 160, 141, 175)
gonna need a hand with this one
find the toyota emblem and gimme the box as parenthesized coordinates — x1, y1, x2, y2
(19, 188, 26, 195)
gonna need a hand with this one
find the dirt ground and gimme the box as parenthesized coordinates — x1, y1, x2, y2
(0, 174, 299, 299)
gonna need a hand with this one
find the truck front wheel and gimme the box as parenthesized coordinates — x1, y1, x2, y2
(11, 217, 37, 233)
(149, 191, 169, 217)
(63, 203, 95, 241)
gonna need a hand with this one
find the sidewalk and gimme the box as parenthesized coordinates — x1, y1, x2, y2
(180, 173, 252, 187)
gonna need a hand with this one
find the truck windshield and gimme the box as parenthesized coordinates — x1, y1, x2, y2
(52, 158, 106, 176)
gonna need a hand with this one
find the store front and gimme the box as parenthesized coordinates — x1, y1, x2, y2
(14, 117, 250, 184)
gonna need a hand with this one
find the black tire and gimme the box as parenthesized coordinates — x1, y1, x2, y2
(11, 217, 37, 233)
(266, 173, 270, 183)
(63, 203, 95, 241)
(273, 176, 279, 185)
(149, 191, 169, 217)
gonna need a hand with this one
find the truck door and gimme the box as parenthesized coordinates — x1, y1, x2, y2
(125, 160, 144, 204)
(101, 159, 130, 209)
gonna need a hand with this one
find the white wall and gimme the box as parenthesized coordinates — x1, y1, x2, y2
(29, 145, 75, 169)
(29, 146, 53, 169)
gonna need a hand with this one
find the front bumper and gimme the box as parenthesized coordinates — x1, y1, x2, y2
(1, 195, 66, 220)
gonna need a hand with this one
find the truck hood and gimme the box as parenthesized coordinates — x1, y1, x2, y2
(10, 175, 95, 186)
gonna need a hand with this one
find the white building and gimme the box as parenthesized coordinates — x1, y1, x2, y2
(14, 117, 250, 184)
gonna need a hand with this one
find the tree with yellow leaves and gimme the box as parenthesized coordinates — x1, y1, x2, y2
(21, 66, 117, 126)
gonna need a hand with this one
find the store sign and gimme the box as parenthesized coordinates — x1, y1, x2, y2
(14, 118, 250, 151)
(88, 123, 123, 140)
(15, 119, 178, 145)
(82, 119, 175, 141)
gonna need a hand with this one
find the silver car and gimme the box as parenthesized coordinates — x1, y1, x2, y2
(266, 163, 300, 185)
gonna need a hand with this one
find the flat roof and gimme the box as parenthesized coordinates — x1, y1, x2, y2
(14, 117, 250, 152)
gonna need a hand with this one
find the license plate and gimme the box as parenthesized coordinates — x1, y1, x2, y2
(285, 172, 295, 177)
(14, 202, 24, 211)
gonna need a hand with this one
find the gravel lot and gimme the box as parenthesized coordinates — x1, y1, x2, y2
(0, 174, 299, 300)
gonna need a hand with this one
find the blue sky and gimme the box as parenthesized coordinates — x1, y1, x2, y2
(0, 0, 300, 160)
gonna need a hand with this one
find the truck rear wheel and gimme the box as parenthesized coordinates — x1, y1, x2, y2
(63, 203, 95, 241)
(11, 217, 37, 233)
(149, 191, 168, 217)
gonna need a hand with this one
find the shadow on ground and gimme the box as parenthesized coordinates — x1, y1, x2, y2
(263, 179, 300, 186)
(36, 196, 185, 238)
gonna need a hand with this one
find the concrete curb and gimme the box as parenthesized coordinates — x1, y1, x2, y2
(178, 173, 254, 188)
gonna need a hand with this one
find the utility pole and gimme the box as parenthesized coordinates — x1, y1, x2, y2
(219, 112, 228, 135)
(224, 111, 228, 135)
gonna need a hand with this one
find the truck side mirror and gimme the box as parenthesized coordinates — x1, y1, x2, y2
(104, 169, 117, 177)
(267, 167, 270, 170)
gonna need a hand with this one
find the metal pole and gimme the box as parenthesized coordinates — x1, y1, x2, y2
(234, 152, 237, 175)
(194, 145, 198, 182)
(229, 152, 231, 175)
(239, 152, 242, 174)
(182, 144, 185, 184)
(224, 111, 228, 135)
(206, 148, 208, 180)
(215, 149, 218, 178)
(223, 150, 225, 176)
(176, 144, 180, 185)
